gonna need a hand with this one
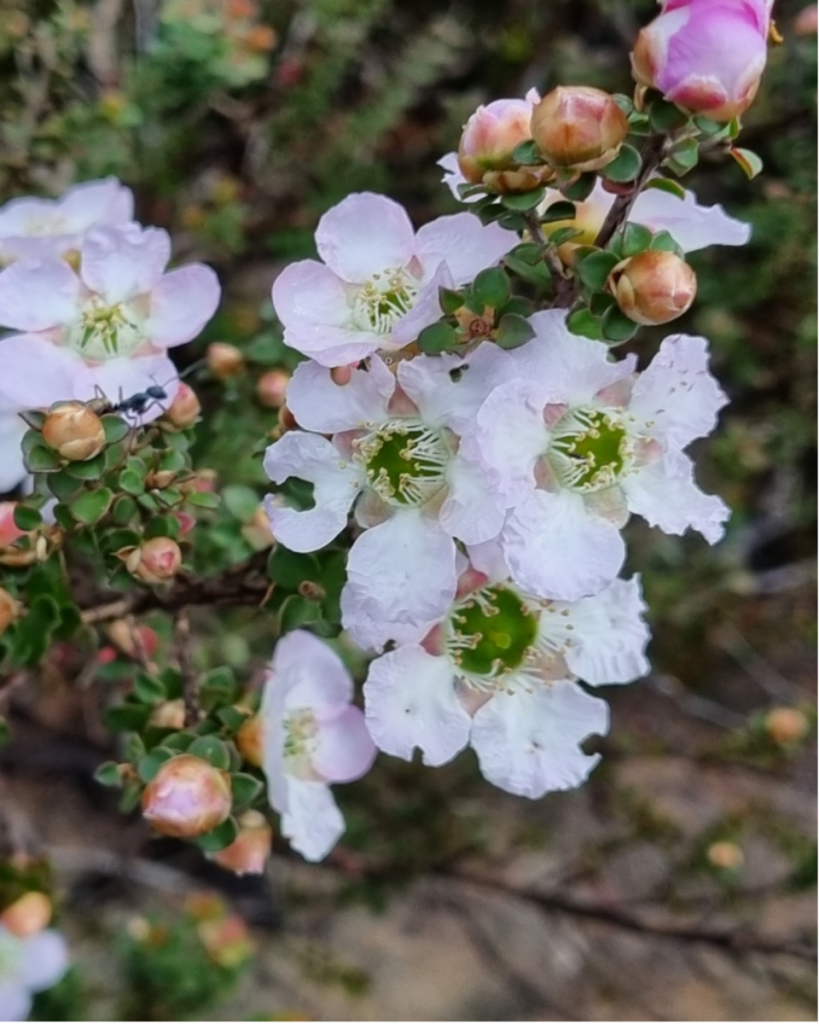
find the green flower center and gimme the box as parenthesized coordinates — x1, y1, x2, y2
(550, 408, 628, 492)
(352, 267, 419, 333)
(68, 297, 144, 360)
(446, 585, 539, 683)
(355, 419, 449, 507)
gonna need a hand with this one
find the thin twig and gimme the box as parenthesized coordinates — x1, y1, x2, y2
(174, 609, 200, 728)
(594, 133, 669, 249)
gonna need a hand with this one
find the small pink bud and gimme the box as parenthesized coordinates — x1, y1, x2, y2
(148, 699, 187, 730)
(210, 811, 272, 875)
(457, 94, 554, 193)
(0, 587, 21, 635)
(0, 892, 52, 937)
(795, 5, 818, 36)
(330, 364, 353, 386)
(141, 754, 233, 838)
(106, 622, 160, 659)
(609, 250, 697, 326)
(765, 707, 810, 746)
(163, 383, 201, 429)
(42, 402, 106, 461)
(236, 713, 263, 768)
(207, 342, 244, 380)
(0, 503, 28, 548)
(706, 840, 744, 871)
(531, 86, 628, 172)
(124, 537, 183, 585)
(256, 369, 290, 409)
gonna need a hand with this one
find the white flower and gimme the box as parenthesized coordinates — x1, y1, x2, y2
(264, 344, 512, 650)
(363, 547, 649, 798)
(271, 191, 517, 367)
(260, 630, 376, 862)
(0, 925, 69, 1022)
(0, 396, 26, 494)
(0, 178, 134, 263)
(466, 310, 730, 601)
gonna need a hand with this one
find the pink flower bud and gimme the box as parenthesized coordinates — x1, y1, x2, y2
(765, 706, 810, 745)
(609, 249, 697, 325)
(1, 892, 52, 937)
(207, 342, 244, 380)
(795, 5, 818, 36)
(531, 86, 629, 172)
(42, 402, 106, 461)
(141, 754, 233, 838)
(0, 587, 20, 635)
(124, 537, 183, 584)
(256, 369, 290, 408)
(0, 503, 27, 548)
(235, 713, 263, 768)
(458, 93, 555, 193)
(210, 811, 272, 875)
(163, 383, 201, 429)
(632, 0, 772, 122)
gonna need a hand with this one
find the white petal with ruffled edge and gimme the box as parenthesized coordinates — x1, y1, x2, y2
(0, 334, 79, 408)
(80, 224, 171, 303)
(286, 357, 395, 434)
(414, 213, 517, 286)
(501, 489, 626, 601)
(630, 186, 750, 251)
(470, 683, 609, 798)
(315, 193, 416, 283)
(0, 259, 79, 331)
(390, 263, 454, 347)
(264, 433, 363, 551)
(364, 645, 470, 766)
(274, 629, 354, 710)
(439, 454, 506, 545)
(146, 264, 221, 347)
(0, 410, 27, 493)
(280, 778, 346, 863)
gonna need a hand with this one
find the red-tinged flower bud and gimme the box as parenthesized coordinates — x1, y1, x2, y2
(42, 402, 106, 461)
(148, 699, 187, 730)
(236, 713, 263, 768)
(795, 5, 818, 37)
(163, 383, 201, 429)
(256, 369, 290, 409)
(706, 840, 744, 871)
(207, 342, 244, 380)
(0, 587, 21, 635)
(0, 892, 52, 937)
(173, 511, 197, 536)
(457, 94, 555, 194)
(631, 1, 771, 123)
(123, 537, 183, 585)
(0, 503, 29, 548)
(608, 250, 697, 326)
(210, 811, 272, 875)
(765, 707, 810, 746)
(531, 86, 629, 172)
(141, 754, 232, 838)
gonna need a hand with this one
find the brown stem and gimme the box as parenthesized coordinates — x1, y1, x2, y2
(174, 609, 200, 728)
(523, 213, 576, 309)
(593, 133, 669, 249)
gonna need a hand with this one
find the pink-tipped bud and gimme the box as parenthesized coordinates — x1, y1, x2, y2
(0, 587, 20, 635)
(765, 707, 810, 746)
(210, 811, 272, 875)
(457, 94, 554, 193)
(141, 754, 232, 838)
(795, 5, 818, 37)
(236, 713, 263, 768)
(531, 86, 628, 172)
(256, 369, 290, 408)
(609, 250, 697, 325)
(106, 621, 159, 659)
(42, 402, 106, 462)
(631, 1, 771, 123)
(207, 342, 244, 380)
(0, 503, 28, 549)
(123, 537, 183, 585)
(0, 892, 52, 937)
(706, 840, 744, 871)
(163, 383, 201, 429)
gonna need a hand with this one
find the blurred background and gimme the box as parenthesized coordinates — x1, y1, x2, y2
(0, 0, 815, 1019)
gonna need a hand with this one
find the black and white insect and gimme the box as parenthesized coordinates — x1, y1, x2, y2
(88, 359, 205, 424)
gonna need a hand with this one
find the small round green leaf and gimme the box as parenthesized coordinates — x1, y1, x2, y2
(603, 144, 643, 184)
(69, 487, 114, 525)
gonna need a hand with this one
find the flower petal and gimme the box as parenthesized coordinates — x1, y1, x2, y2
(18, 929, 70, 991)
(0, 259, 79, 330)
(286, 356, 395, 434)
(315, 193, 416, 283)
(438, 151, 472, 202)
(272, 629, 354, 710)
(263, 432, 362, 551)
(146, 264, 221, 347)
(58, 176, 134, 227)
(80, 224, 171, 302)
(0, 412, 26, 493)
(439, 454, 506, 545)
(283, 321, 383, 368)
(630, 185, 750, 252)
(470, 683, 609, 798)
(390, 263, 454, 347)
(415, 213, 517, 286)
(0, 983, 31, 1022)
(628, 333, 728, 449)
(364, 645, 470, 767)
(313, 704, 376, 783)
(272, 259, 353, 330)
(0, 334, 78, 408)
(501, 489, 626, 601)
(280, 778, 346, 862)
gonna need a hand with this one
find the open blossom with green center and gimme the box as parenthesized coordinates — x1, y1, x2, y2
(261, 630, 375, 862)
(0, 923, 69, 1021)
(270, 191, 517, 368)
(363, 546, 650, 798)
(264, 344, 513, 651)
(464, 310, 730, 601)
(0, 222, 220, 420)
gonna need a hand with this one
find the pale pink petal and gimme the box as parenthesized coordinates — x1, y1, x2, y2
(437, 151, 472, 202)
(0, 413, 27, 492)
(390, 263, 454, 346)
(313, 705, 376, 783)
(281, 778, 345, 862)
(397, 342, 512, 433)
(315, 193, 416, 283)
(465, 537, 512, 584)
(80, 224, 171, 302)
(628, 334, 728, 449)
(19, 929, 70, 991)
(57, 177, 134, 228)
(501, 489, 626, 601)
(622, 449, 730, 544)
(630, 186, 750, 252)
(146, 264, 220, 346)
(470, 683, 609, 798)
(0, 259, 79, 330)
(439, 455, 506, 545)
(273, 629, 354, 710)
(339, 584, 436, 652)
(364, 646, 470, 767)
(263, 432, 363, 551)
(0, 334, 78, 407)
(272, 260, 352, 329)
(414, 213, 517, 286)
(343, 510, 458, 647)
(0, 983, 31, 1022)
(282, 321, 383, 368)
(286, 356, 394, 434)
(556, 577, 651, 685)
